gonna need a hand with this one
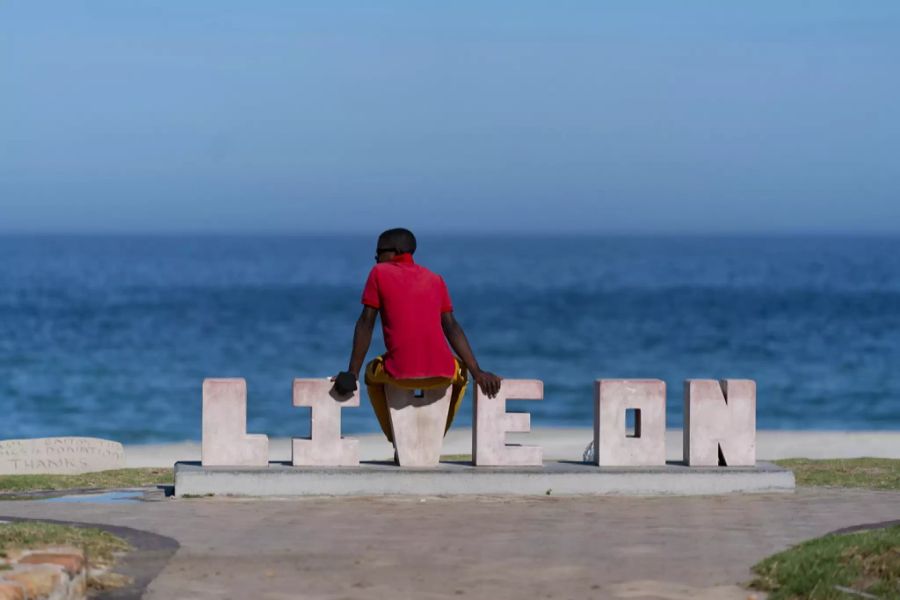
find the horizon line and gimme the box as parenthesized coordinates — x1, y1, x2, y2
(1, 229, 900, 238)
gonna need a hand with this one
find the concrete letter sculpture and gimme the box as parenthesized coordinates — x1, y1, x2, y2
(473, 379, 543, 466)
(683, 379, 756, 466)
(594, 379, 666, 466)
(292, 378, 360, 467)
(385, 385, 452, 467)
(201, 378, 269, 467)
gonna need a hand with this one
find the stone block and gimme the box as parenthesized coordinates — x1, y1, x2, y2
(683, 379, 756, 466)
(19, 551, 85, 576)
(0, 438, 124, 475)
(473, 380, 543, 466)
(292, 378, 359, 467)
(386, 385, 451, 467)
(0, 583, 24, 600)
(201, 378, 269, 467)
(0, 550, 25, 563)
(3, 565, 62, 599)
(594, 379, 666, 466)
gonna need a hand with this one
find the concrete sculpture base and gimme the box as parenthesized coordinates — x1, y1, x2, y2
(684, 379, 757, 466)
(292, 378, 360, 467)
(202, 379, 268, 467)
(594, 379, 666, 466)
(174, 460, 794, 497)
(386, 385, 452, 467)
(473, 379, 543, 466)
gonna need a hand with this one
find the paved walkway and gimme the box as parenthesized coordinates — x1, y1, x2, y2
(2, 488, 898, 599)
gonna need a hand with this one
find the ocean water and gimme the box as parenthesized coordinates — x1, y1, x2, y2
(1, 234, 898, 444)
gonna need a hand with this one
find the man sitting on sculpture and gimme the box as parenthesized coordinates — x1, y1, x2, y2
(333, 227, 502, 451)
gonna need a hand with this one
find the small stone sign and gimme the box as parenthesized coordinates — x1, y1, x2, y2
(0, 437, 125, 475)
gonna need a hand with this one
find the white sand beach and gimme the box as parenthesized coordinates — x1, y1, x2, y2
(124, 428, 900, 467)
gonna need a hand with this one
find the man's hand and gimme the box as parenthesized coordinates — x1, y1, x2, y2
(473, 370, 502, 398)
(333, 371, 358, 396)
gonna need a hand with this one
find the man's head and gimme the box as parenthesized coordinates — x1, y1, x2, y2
(375, 228, 416, 263)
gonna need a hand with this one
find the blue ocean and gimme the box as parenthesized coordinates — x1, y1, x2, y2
(1, 234, 898, 444)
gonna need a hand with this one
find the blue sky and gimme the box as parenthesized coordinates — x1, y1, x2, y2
(1, 2, 898, 233)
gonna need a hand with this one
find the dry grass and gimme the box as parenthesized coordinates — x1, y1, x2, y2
(0, 468, 173, 494)
(776, 458, 900, 490)
(0, 521, 129, 569)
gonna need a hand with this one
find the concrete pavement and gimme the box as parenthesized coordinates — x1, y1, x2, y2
(2, 487, 899, 599)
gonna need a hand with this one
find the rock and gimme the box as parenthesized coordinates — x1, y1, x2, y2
(2, 565, 63, 598)
(0, 582, 24, 600)
(0, 437, 125, 475)
(89, 571, 133, 590)
(20, 551, 85, 576)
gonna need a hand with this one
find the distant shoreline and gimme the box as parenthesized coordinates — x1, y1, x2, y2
(123, 428, 900, 467)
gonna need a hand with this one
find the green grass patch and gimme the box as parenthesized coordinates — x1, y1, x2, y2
(0, 468, 173, 494)
(0, 522, 129, 568)
(751, 524, 900, 599)
(776, 458, 900, 491)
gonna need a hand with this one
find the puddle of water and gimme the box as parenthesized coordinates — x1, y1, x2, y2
(40, 491, 144, 504)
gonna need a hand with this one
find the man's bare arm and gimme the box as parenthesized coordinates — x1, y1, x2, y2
(441, 311, 501, 398)
(348, 306, 378, 377)
(334, 306, 377, 394)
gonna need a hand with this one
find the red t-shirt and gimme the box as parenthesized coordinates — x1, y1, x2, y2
(361, 253, 456, 379)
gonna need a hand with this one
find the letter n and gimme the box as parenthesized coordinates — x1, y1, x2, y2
(683, 379, 756, 466)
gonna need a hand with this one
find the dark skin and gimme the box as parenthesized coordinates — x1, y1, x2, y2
(337, 247, 502, 398)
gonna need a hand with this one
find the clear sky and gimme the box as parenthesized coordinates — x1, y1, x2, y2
(1, 1, 898, 234)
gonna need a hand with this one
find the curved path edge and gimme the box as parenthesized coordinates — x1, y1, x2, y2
(0, 515, 179, 600)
